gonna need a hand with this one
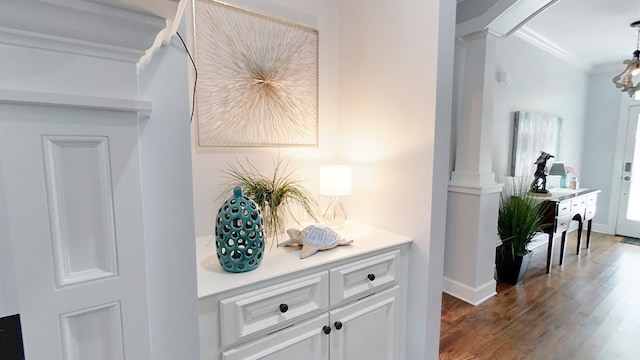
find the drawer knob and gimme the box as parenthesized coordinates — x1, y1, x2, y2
(279, 303, 288, 313)
(367, 273, 376, 281)
(323, 325, 331, 334)
(334, 321, 343, 330)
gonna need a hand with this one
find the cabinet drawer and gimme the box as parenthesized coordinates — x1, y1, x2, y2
(330, 250, 400, 306)
(587, 193, 597, 206)
(584, 206, 597, 221)
(220, 271, 329, 347)
(555, 215, 572, 233)
(557, 200, 572, 217)
(221, 314, 329, 360)
(571, 197, 586, 215)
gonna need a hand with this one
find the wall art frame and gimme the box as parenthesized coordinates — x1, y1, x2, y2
(511, 111, 563, 177)
(193, 0, 319, 147)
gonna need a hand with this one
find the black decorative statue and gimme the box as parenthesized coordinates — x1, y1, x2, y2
(529, 151, 554, 195)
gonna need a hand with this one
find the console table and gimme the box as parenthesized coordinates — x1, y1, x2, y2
(538, 189, 600, 273)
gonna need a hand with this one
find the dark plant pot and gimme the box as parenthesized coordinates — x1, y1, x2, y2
(495, 246, 532, 285)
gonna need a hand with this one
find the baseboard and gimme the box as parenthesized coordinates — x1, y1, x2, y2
(591, 223, 611, 235)
(442, 277, 496, 306)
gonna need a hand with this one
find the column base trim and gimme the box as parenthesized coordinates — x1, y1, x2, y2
(442, 277, 496, 306)
(448, 183, 503, 195)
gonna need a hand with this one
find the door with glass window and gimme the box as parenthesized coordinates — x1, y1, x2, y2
(616, 105, 640, 238)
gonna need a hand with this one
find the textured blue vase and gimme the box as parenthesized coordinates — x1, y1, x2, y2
(215, 187, 265, 273)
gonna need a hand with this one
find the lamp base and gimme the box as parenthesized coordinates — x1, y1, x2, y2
(322, 196, 347, 229)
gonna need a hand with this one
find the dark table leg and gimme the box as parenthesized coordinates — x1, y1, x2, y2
(546, 233, 554, 273)
(576, 220, 583, 255)
(586, 219, 593, 248)
(559, 231, 567, 265)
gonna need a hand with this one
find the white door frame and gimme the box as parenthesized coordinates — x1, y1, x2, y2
(615, 104, 640, 237)
(610, 95, 640, 236)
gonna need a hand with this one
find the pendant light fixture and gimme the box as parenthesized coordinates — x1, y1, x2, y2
(613, 21, 640, 97)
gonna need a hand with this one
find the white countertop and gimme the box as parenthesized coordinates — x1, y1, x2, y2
(196, 221, 412, 299)
(548, 188, 584, 196)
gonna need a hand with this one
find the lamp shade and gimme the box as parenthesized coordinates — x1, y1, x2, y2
(319, 165, 352, 196)
(548, 162, 567, 176)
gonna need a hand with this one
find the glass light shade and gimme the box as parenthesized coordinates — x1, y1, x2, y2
(319, 165, 351, 228)
(613, 50, 640, 97)
(319, 165, 352, 196)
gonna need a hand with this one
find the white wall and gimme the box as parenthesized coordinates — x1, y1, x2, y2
(188, 0, 454, 358)
(189, 0, 341, 238)
(583, 69, 630, 232)
(339, 0, 454, 358)
(493, 34, 589, 181)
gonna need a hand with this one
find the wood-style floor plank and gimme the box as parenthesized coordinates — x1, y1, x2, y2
(440, 232, 640, 360)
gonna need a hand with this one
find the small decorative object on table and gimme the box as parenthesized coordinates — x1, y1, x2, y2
(529, 151, 554, 196)
(215, 187, 265, 273)
(280, 224, 353, 259)
(221, 156, 319, 246)
(566, 166, 579, 189)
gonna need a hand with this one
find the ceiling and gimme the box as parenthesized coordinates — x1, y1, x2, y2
(520, 0, 640, 71)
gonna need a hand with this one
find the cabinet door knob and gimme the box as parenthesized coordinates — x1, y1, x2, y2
(367, 273, 376, 281)
(279, 303, 288, 313)
(322, 325, 331, 334)
(334, 321, 343, 330)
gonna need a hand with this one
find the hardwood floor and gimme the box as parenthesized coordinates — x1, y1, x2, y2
(440, 231, 640, 360)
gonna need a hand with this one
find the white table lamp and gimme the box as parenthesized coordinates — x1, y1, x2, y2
(319, 165, 351, 228)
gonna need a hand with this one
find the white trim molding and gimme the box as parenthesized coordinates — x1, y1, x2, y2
(0, 0, 180, 63)
(443, 277, 497, 306)
(0, 89, 153, 117)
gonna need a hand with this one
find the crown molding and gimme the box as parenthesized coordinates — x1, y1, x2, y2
(0, 0, 180, 63)
(0, 26, 145, 62)
(514, 26, 590, 73)
(591, 61, 626, 75)
(0, 88, 153, 117)
(456, 0, 557, 39)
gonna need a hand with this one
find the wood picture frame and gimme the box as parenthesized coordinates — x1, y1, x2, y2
(193, 0, 319, 147)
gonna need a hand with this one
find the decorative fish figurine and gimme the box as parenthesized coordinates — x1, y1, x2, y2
(280, 224, 353, 259)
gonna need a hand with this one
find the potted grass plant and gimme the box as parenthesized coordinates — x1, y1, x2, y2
(496, 179, 545, 284)
(221, 156, 319, 246)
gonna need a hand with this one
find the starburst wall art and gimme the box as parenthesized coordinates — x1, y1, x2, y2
(193, 0, 319, 147)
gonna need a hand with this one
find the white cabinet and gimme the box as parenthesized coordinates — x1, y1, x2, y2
(329, 286, 399, 360)
(222, 314, 329, 360)
(219, 271, 329, 347)
(197, 223, 411, 360)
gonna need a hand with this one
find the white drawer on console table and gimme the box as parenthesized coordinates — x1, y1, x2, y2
(220, 271, 329, 347)
(197, 222, 412, 360)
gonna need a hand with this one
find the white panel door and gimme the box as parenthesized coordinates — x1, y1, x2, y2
(617, 105, 640, 238)
(329, 286, 399, 360)
(0, 105, 152, 359)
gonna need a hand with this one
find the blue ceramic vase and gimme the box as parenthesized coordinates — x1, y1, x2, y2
(215, 187, 265, 272)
